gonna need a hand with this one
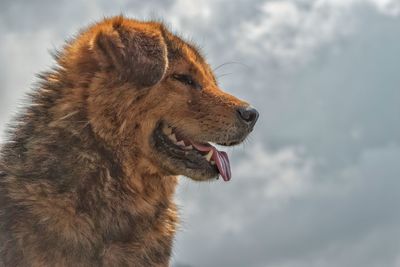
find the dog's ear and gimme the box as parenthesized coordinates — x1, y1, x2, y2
(92, 21, 168, 87)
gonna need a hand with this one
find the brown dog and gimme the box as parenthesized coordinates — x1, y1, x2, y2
(0, 16, 258, 266)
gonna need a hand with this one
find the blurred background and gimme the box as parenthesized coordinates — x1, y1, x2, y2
(1, 0, 400, 266)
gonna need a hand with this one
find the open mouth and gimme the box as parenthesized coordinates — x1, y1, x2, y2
(152, 122, 232, 181)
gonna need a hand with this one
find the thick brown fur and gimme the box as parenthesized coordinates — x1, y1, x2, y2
(0, 16, 256, 266)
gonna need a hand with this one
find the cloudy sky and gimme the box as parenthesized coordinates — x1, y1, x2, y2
(1, 0, 400, 266)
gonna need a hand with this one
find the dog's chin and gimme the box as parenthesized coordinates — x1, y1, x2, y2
(151, 122, 219, 181)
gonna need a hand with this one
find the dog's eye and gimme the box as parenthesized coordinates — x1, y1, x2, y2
(172, 74, 202, 90)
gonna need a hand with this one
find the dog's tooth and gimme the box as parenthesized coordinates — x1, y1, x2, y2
(210, 160, 215, 165)
(183, 145, 193, 150)
(204, 150, 213, 161)
(164, 127, 172, 135)
(176, 140, 185, 147)
(168, 133, 177, 142)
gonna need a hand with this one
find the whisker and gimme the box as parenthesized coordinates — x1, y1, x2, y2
(213, 61, 250, 72)
(217, 73, 233, 79)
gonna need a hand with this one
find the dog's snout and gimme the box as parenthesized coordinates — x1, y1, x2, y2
(236, 106, 259, 129)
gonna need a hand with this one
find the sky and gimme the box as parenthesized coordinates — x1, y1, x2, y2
(1, 0, 400, 266)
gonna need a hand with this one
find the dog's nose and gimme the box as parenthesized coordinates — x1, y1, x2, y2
(236, 106, 259, 129)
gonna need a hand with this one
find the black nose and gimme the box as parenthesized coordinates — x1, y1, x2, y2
(236, 106, 259, 129)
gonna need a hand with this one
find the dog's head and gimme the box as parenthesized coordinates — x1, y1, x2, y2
(73, 17, 258, 181)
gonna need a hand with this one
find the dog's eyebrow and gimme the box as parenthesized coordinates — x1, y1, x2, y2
(188, 61, 219, 88)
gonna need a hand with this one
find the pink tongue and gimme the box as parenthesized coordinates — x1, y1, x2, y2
(190, 142, 231, 182)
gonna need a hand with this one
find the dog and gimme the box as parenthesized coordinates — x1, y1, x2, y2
(0, 16, 258, 266)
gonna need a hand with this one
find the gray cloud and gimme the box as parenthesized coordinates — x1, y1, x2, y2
(1, 1, 399, 266)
